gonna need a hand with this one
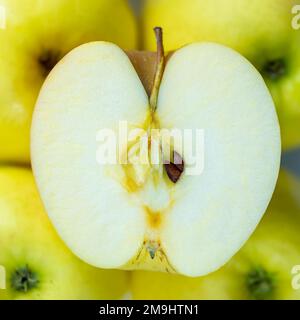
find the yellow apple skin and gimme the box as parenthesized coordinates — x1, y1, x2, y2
(0, 167, 129, 299)
(0, 0, 137, 164)
(142, 0, 300, 150)
(131, 170, 300, 300)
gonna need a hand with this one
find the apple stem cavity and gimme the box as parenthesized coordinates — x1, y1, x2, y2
(10, 265, 39, 293)
(149, 27, 165, 113)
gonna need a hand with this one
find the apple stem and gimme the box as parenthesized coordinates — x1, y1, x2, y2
(149, 27, 165, 112)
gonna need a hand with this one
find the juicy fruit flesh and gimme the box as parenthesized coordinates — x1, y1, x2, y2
(31, 41, 280, 277)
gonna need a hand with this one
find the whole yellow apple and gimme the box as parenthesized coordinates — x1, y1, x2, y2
(0, 167, 129, 299)
(0, 0, 137, 163)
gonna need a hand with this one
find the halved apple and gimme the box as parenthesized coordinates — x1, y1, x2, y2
(31, 29, 281, 277)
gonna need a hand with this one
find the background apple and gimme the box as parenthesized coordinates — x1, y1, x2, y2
(0, 167, 129, 299)
(142, 0, 300, 150)
(0, 0, 137, 163)
(131, 170, 300, 299)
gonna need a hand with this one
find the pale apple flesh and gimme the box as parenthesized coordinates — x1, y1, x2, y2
(31, 40, 281, 277)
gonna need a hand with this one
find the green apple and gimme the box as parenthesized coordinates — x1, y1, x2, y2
(0, 0, 137, 164)
(0, 167, 129, 299)
(142, 0, 300, 150)
(31, 29, 280, 277)
(131, 170, 300, 299)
